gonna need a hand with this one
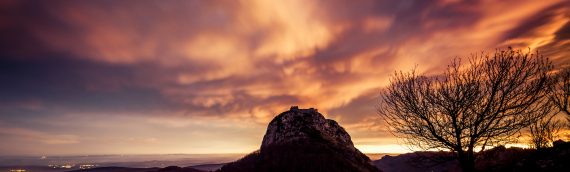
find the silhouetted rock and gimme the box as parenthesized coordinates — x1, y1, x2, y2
(261, 106, 354, 150)
(218, 106, 380, 172)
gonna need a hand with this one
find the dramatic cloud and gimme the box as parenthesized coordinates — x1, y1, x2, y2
(0, 0, 569, 155)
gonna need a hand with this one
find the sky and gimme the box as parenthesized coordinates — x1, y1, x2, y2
(0, 0, 569, 156)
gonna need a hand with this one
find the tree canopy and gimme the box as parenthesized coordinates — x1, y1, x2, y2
(378, 48, 552, 172)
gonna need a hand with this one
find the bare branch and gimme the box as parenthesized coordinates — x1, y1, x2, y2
(378, 48, 553, 172)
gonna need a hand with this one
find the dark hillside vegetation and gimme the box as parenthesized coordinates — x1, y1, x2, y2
(218, 140, 379, 172)
(374, 140, 570, 172)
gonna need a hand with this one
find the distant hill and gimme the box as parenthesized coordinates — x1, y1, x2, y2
(217, 106, 380, 172)
(189, 163, 225, 171)
(374, 151, 461, 172)
(374, 140, 570, 172)
(69, 166, 205, 172)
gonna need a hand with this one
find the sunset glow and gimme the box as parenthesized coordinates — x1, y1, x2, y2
(1, 0, 569, 156)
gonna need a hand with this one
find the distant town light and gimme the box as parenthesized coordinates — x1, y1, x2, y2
(9, 169, 26, 172)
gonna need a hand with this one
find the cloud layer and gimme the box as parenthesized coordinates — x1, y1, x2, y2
(1, 0, 569, 155)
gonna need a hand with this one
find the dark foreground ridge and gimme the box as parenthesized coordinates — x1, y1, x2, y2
(217, 106, 380, 172)
(374, 140, 570, 172)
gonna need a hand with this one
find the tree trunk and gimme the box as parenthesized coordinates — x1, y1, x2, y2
(457, 150, 475, 172)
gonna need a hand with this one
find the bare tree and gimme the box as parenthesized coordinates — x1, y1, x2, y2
(528, 66, 568, 149)
(550, 67, 570, 116)
(378, 48, 552, 172)
(529, 113, 563, 149)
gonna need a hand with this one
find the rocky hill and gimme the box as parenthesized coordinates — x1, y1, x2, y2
(218, 106, 380, 172)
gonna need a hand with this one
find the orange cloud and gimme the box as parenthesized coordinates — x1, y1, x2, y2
(0, 0, 569, 155)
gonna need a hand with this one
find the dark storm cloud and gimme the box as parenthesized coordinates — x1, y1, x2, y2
(0, 56, 182, 114)
(0, 0, 237, 118)
(310, 0, 482, 64)
(328, 88, 380, 124)
(0, 1, 71, 57)
(503, 6, 563, 41)
(498, 0, 570, 65)
(555, 22, 570, 40)
(501, 1, 570, 43)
